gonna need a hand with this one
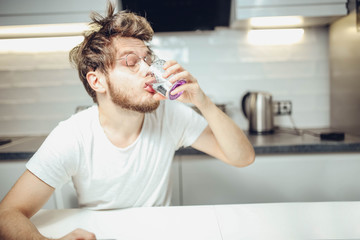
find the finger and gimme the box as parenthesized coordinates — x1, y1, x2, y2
(163, 63, 184, 78)
(163, 60, 178, 70)
(61, 228, 96, 240)
(168, 71, 192, 84)
(170, 83, 188, 96)
(75, 229, 96, 240)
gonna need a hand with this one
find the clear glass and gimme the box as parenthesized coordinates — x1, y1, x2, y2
(147, 59, 186, 100)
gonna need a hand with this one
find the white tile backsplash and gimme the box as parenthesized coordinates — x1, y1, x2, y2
(0, 27, 330, 135)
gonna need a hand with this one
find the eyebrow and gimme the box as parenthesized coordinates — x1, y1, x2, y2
(118, 49, 152, 58)
(118, 50, 134, 58)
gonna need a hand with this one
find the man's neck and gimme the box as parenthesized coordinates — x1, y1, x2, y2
(98, 102, 145, 149)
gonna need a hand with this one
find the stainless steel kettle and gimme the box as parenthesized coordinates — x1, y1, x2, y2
(241, 91, 274, 134)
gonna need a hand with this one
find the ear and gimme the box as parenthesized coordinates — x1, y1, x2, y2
(86, 71, 106, 94)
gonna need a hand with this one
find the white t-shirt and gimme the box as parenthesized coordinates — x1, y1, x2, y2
(26, 101, 207, 210)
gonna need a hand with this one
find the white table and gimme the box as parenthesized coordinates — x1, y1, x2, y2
(31, 202, 360, 240)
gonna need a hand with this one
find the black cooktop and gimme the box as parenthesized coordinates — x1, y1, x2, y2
(0, 138, 11, 146)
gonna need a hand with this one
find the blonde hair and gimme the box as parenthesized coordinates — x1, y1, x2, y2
(69, 2, 154, 103)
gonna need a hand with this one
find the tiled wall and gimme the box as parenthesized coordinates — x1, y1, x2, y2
(0, 27, 330, 136)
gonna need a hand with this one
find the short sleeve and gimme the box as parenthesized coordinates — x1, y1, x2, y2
(164, 101, 208, 149)
(26, 121, 80, 189)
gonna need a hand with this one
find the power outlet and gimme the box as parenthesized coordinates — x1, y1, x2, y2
(274, 100, 292, 115)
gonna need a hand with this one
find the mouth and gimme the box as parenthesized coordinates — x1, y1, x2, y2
(144, 78, 156, 94)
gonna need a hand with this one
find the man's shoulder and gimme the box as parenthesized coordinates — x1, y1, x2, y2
(72, 105, 98, 120)
(57, 105, 98, 133)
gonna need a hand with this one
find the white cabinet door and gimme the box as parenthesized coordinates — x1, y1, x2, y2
(180, 153, 360, 205)
(0, 160, 26, 199)
(0, 0, 108, 26)
(170, 156, 181, 206)
(236, 0, 347, 7)
(0, 160, 57, 209)
(233, 0, 347, 20)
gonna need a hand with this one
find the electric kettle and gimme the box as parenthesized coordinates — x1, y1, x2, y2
(241, 91, 274, 134)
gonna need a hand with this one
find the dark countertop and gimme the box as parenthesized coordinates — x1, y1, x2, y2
(177, 128, 360, 155)
(1, 128, 360, 160)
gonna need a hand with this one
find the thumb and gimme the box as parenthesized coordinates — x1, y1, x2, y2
(58, 228, 96, 240)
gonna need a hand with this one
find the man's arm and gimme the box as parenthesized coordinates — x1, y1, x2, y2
(0, 170, 96, 240)
(159, 60, 255, 167)
(191, 97, 255, 167)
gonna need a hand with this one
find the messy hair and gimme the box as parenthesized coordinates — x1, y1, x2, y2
(69, 2, 154, 103)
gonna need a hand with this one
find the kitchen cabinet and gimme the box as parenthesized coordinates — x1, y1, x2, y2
(0, 160, 57, 209)
(233, 0, 348, 19)
(0, 0, 108, 26)
(2, 152, 360, 208)
(179, 153, 360, 205)
(231, 0, 348, 28)
(171, 156, 181, 206)
(2, 133, 360, 208)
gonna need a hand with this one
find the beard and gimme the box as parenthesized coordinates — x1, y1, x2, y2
(107, 78, 160, 113)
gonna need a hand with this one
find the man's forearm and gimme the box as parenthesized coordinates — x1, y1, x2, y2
(0, 208, 47, 240)
(197, 96, 255, 167)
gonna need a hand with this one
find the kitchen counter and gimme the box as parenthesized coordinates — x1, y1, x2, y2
(31, 202, 360, 239)
(178, 128, 360, 155)
(1, 128, 360, 160)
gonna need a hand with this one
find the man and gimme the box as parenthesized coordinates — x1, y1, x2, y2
(0, 3, 255, 240)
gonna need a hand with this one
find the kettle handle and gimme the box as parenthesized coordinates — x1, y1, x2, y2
(241, 92, 250, 119)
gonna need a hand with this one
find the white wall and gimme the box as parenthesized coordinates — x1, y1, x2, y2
(0, 27, 330, 136)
